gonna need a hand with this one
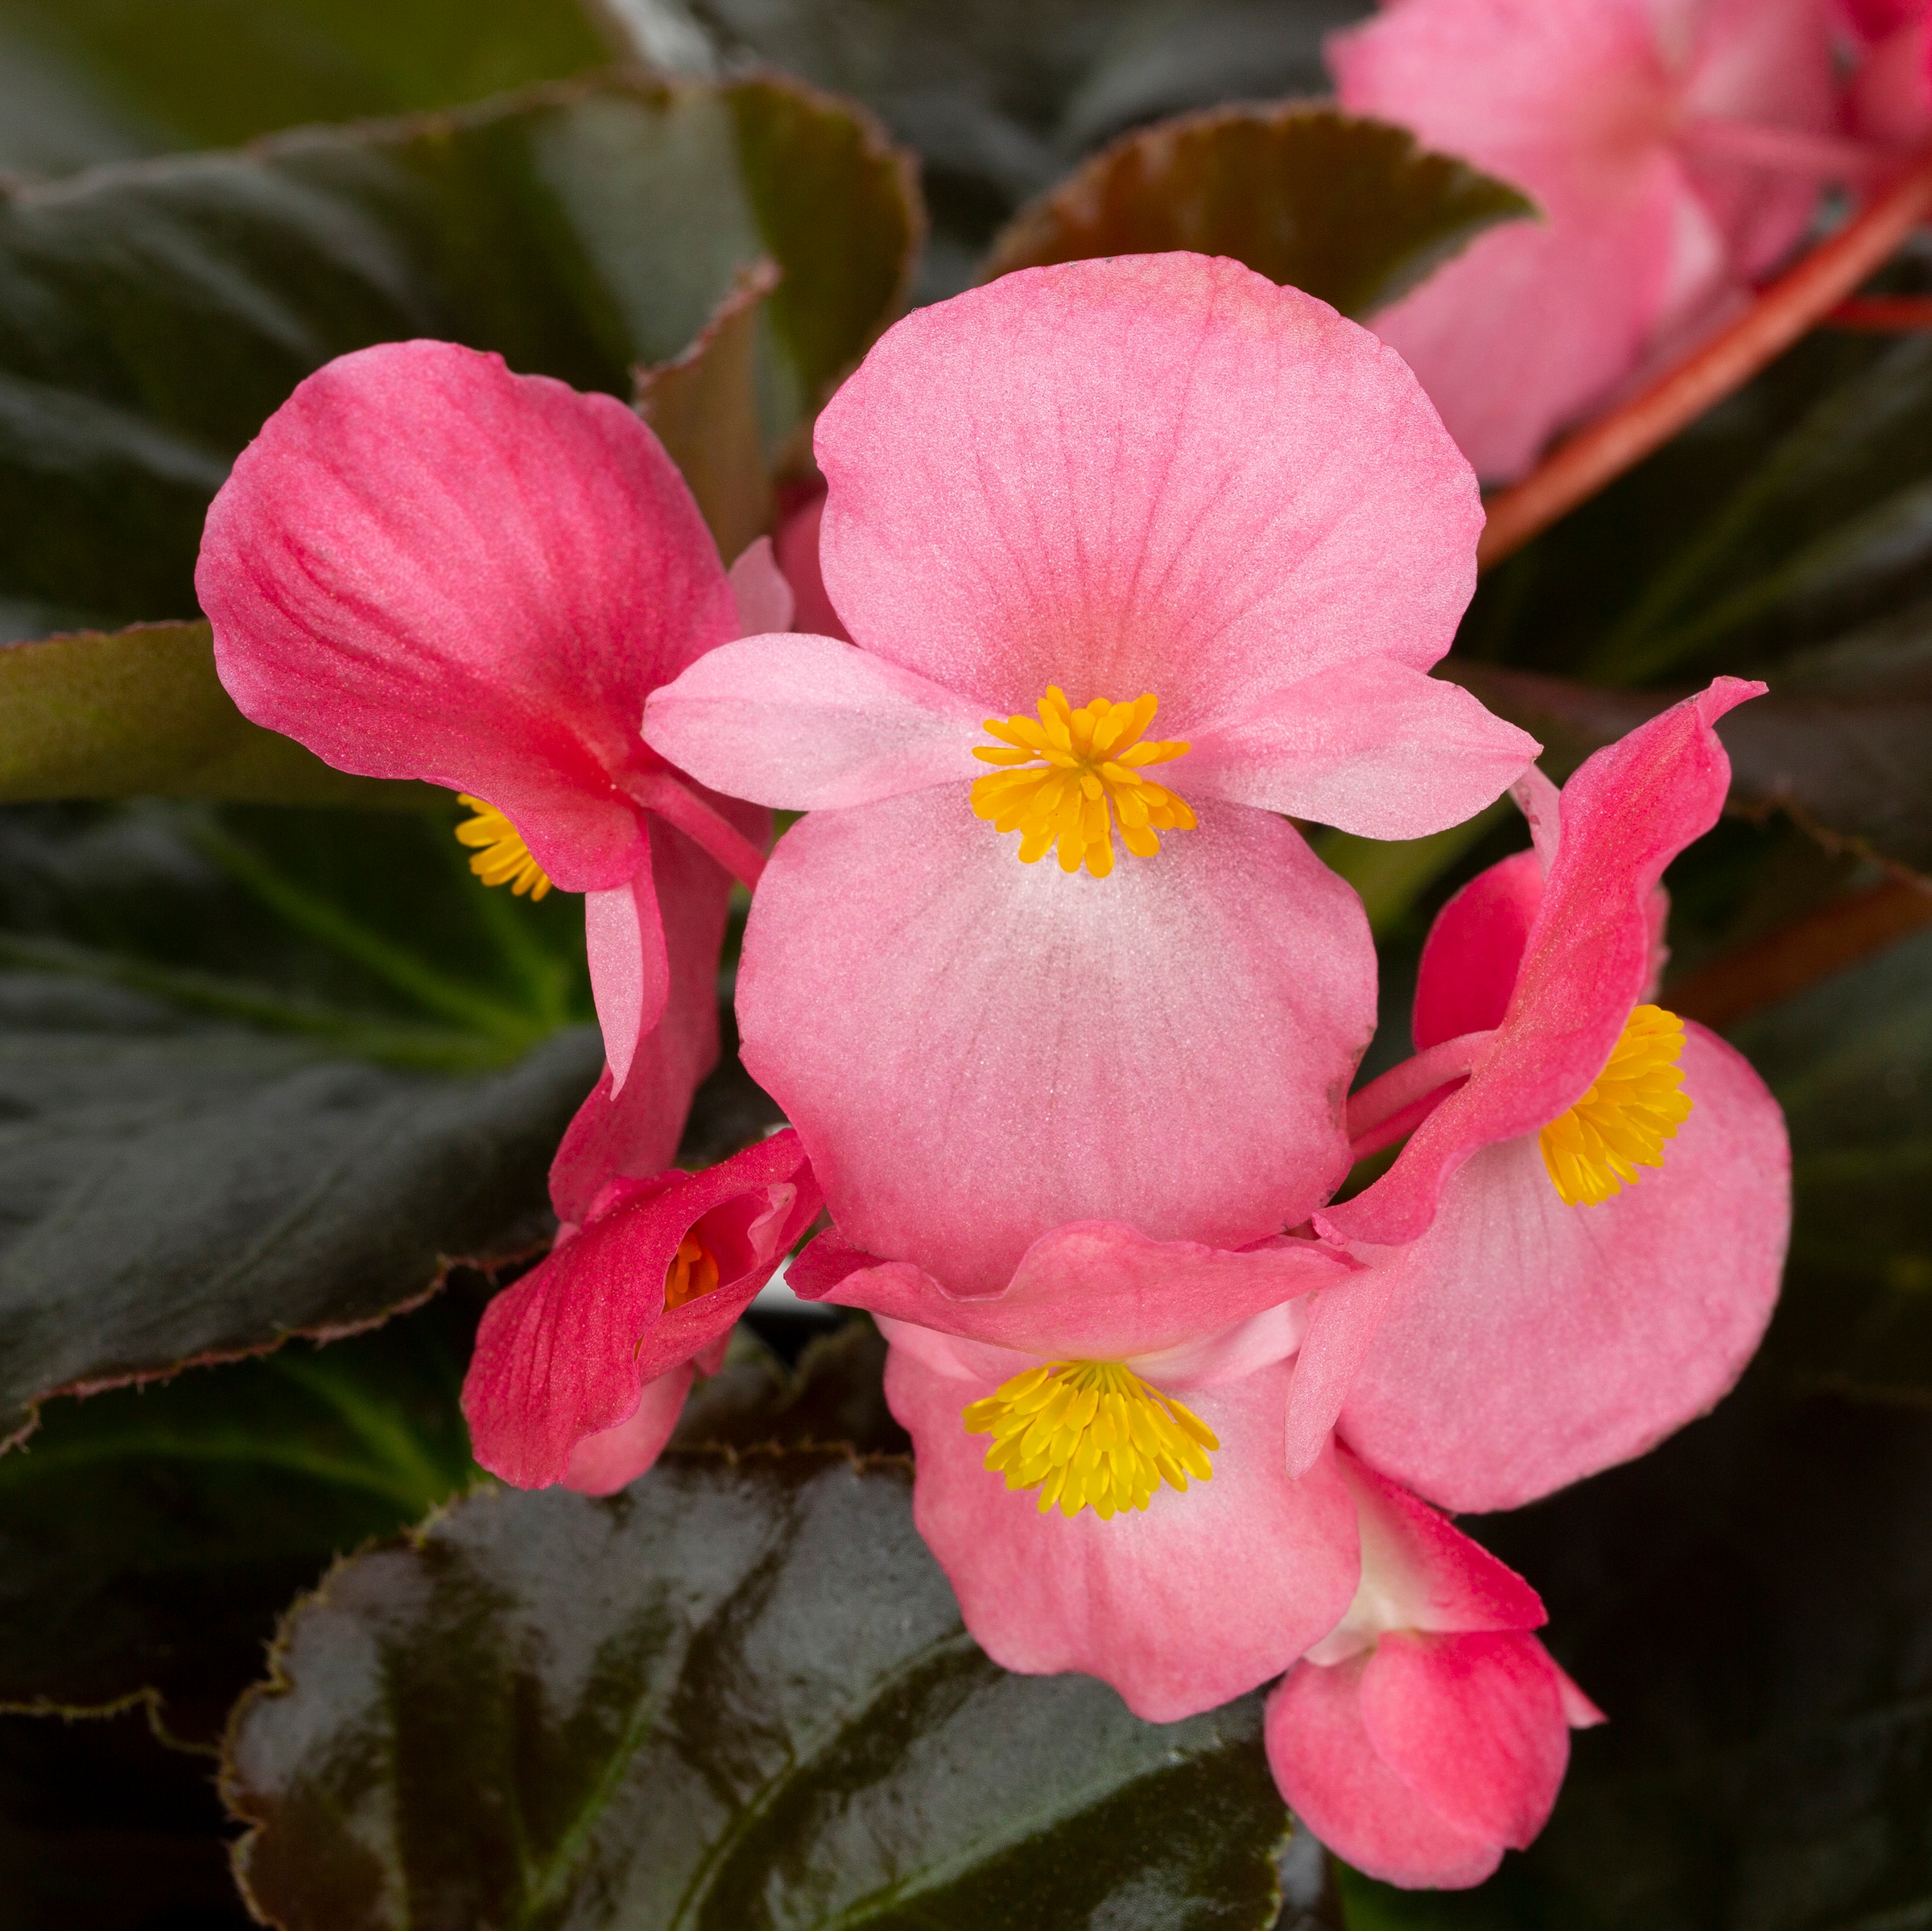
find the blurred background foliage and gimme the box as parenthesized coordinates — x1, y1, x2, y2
(1, 1, 1930, 1927)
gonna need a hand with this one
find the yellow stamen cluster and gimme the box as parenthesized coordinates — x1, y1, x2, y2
(661, 1233, 720, 1311)
(1539, 1004, 1693, 1207)
(455, 795, 552, 900)
(961, 1360, 1219, 1520)
(970, 687, 1195, 878)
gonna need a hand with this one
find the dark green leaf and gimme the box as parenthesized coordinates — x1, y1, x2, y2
(667, 0, 1372, 298)
(0, 68, 919, 636)
(0, 1285, 485, 1743)
(227, 1450, 1290, 1931)
(0, 621, 438, 807)
(0, 1706, 250, 1929)
(983, 104, 1531, 321)
(0, 0, 619, 175)
(671, 1318, 911, 1457)
(0, 798, 603, 1447)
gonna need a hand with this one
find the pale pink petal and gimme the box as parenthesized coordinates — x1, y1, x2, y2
(1556, 1665, 1609, 1729)
(1325, 679, 1763, 1249)
(774, 485, 852, 642)
(584, 865, 671, 1095)
(888, 1345, 1360, 1722)
(1361, 1631, 1569, 1850)
(460, 1132, 821, 1489)
(1265, 1657, 1505, 1891)
(1183, 662, 1538, 839)
(548, 815, 745, 1223)
(815, 254, 1481, 724)
(729, 535, 794, 638)
(1410, 849, 1543, 1050)
(563, 1364, 696, 1496)
(1285, 1268, 1409, 1479)
(739, 787, 1374, 1294)
(793, 1219, 1344, 1363)
(1511, 765, 1563, 871)
(643, 634, 989, 810)
(1340, 1025, 1790, 1512)
(197, 340, 734, 890)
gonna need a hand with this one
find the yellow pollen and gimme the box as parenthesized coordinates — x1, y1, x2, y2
(1539, 1004, 1693, 1207)
(455, 795, 552, 900)
(961, 1360, 1219, 1520)
(661, 1232, 720, 1311)
(970, 687, 1195, 879)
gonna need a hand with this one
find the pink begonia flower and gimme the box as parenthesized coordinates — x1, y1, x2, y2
(196, 340, 778, 1142)
(644, 254, 1539, 1294)
(774, 481, 851, 643)
(1844, 0, 1932, 145)
(1331, 0, 1842, 481)
(463, 1130, 821, 1494)
(791, 1219, 1362, 1722)
(1266, 1452, 1604, 1891)
(1284, 679, 1791, 1512)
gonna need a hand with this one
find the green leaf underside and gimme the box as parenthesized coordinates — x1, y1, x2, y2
(0, 1285, 484, 1744)
(227, 1452, 1290, 1931)
(0, 68, 917, 638)
(983, 104, 1532, 321)
(0, 621, 439, 807)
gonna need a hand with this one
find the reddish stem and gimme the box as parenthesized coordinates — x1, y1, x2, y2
(1345, 1029, 1493, 1160)
(1476, 146, 1932, 571)
(1826, 294, 1932, 330)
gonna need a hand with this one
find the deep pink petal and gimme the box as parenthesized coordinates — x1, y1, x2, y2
(739, 787, 1373, 1294)
(563, 1364, 696, 1496)
(198, 340, 735, 890)
(728, 535, 794, 637)
(815, 254, 1481, 726)
(1184, 662, 1538, 839)
(774, 485, 852, 642)
(1360, 1632, 1570, 1850)
(888, 1345, 1359, 1722)
(642, 635, 989, 809)
(461, 1132, 821, 1488)
(1340, 1025, 1790, 1512)
(1850, 16, 1932, 145)
(1326, 679, 1764, 1250)
(1411, 850, 1545, 1050)
(1265, 1658, 1504, 1891)
(548, 814, 747, 1223)
(584, 864, 670, 1094)
(792, 1219, 1345, 1363)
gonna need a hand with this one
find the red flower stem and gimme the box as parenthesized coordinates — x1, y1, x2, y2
(1826, 294, 1932, 330)
(1476, 146, 1932, 572)
(1345, 1029, 1493, 1158)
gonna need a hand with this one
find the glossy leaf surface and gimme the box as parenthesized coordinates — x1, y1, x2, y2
(228, 1451, 1291, 1931)
(984, 104, 1531, 320)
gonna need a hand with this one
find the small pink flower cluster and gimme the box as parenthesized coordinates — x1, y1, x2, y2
(1332, 0, 1930, 482)
(198, 250, 1790, 1888)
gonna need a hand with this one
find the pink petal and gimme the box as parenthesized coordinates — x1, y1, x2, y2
(793, 1219, 1344, 1364)
(1285, 1266, 1410, 1480)
(460, 1131, 821, 1489)
(548, 815, 746, 1223)
(1849, 15, 1932, 146)
(584, 864, 671, 1095)
(198, 340, 736, 891)
(1326, 679, 1764, 1251)
(1360, 1631, 1570, 1851)
(563, 1364, 697, 1496)
(643, 634, 989, 809)
(887, 1345, 1360, 1722)
(1184, 662, 1538, 840)
(1410, 850, 1544, 1050)
(774, 485, 852, 642)
(814, 254, 1481, 726)
(1265, 1657, 1504, 1891)
(729, 535, 794, 637)
(1340, 1025, 1790, 1513)
(738, 786, 1373, 1294)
